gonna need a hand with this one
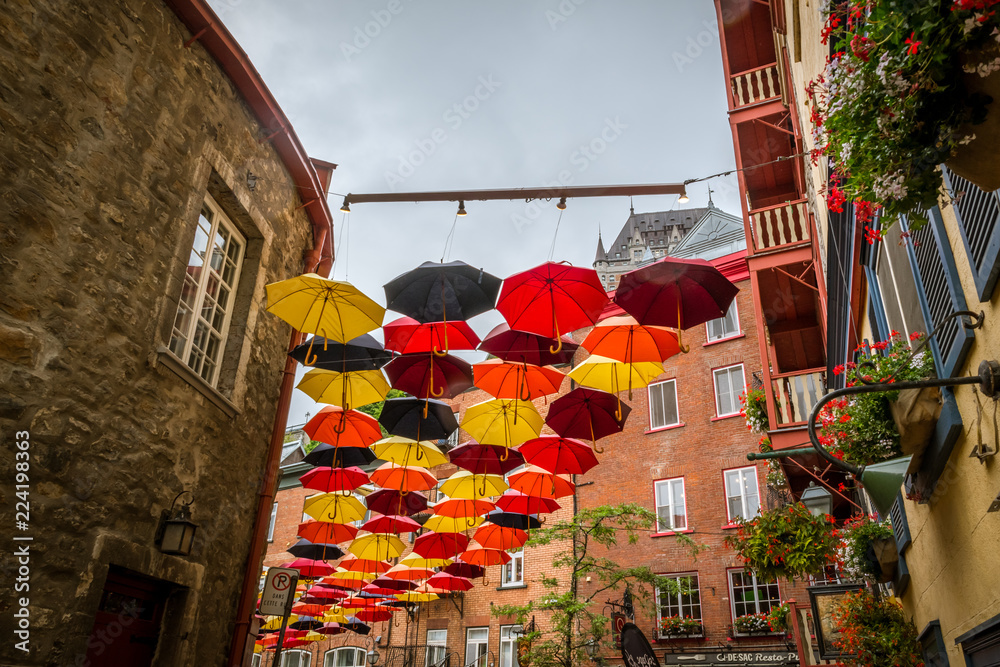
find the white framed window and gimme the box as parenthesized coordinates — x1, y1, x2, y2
(426, 629, 448, 667)
(500, 625, 521, 667)
(728, 570, 780, 624)
(713, 364, 746, 417)
(466, 627, 489, 667)
(267, 503, 278, 542)
(446, 412, 461, 449)
(724, 467, 760, 523)
(657, 573, 702, 637)
(252, 655, 262, 667)
(281, 650, 312, 667)
(648, 380, 679, 430)
(501, 549, 524, 587)
(326, 647, 366, 667)
(654, 478, 687, 532)
(706, 300, 740, 341)
(168, 194, 245, 387)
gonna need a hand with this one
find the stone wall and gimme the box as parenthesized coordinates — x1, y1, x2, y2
(0, 0, 321, 664)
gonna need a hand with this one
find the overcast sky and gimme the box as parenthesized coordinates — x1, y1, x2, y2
(207, 0, 741, 426)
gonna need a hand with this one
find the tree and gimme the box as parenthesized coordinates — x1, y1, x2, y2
(493, 503, 700, 667)
(357, 388, 408, 436)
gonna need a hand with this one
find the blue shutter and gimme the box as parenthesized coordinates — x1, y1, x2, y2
(942, 167, 1000, 302)
(889, 492, 911, 553)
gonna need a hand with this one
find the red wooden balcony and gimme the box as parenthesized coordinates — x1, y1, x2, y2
(748, 198, 810, 253)
(729, 63, 782, 109)
(770, 368, 826, 427)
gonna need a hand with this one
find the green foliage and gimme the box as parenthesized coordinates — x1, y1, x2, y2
(833, 590, 923, 667)
(739, 387, 768, 434)
(766, 602, 791, 633)
(841, 517, 895, 581)
(356, 388, 408, 437)
(304, 439, 322, 455)
(724, 503, 842, 581)
(659, 615, 703, 636)
(733, 612, 771, 634)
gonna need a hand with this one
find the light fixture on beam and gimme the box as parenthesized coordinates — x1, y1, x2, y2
(557, 197, 567, 210)
(457, 200, 467, 216)
(800, 481, 834, 517)
(340, 199, 351, 213)
(677, 191, 690, 204)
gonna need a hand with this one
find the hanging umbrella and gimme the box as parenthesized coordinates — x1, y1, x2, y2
(322, 609, 349, 623)
(544, 387, 631, 447)
(460, 398, 543, 454)
(518, 436, 599, 475)
(340, 617, 372, 635)
(290, 604, 329, 618)
(384, 317, 481, 355)
(614, 256, 739, 352)
(458, 545, 511, 567)
(399, 553, 453, 569)
(582, 315, 681, 364)
(287, 538, 346, 561)
(473, 524, 528, 551)
(423, 514, 484, 533)
(297, 520, 358, 545)
(413, 532, 470, 559)
(383, 260, 502, 323)
(298, 594, 334, 606)
(349, 534, 406, 561)
(265, 274, 385, 342)
(496, 262, 609, 353)
(361, 514, 422, 535)
(440, 471, 509, 499)
(261, 615, 296, 631)
(304, 407, 382, 449)
(472, 360, 566, 400)
(302, 494, 367, 524)
(384, 563, 435, 581)
(396, 591, 440, 602)
(297, 368, 390, 410)
(317, 622, 346, 636)
(279, 558, 335, 578)
(369, 463, 439, 493)
(433, 498, 496, 519)
(300, 466, 370, 494)
(443, 562, 486, 579)
(507, 467, 576, 499)
(304, 443, 377, 469)
(478, 322, 579, 366)
(324, 573, 374, 588)
(448, 442, 525, 476)
(290, 333, 393, 370)
(495, 491, 560, 516)
(365, 489, 428, 517)
(306, 585, 350, 601)
(338, 556, 392, 575)
(484, 510, 542, 530)
(567, 356, 662, 425)
(355, 608, 394, 623)
(368, 576, 418, 592)
(384, 352, 473, 399)
(378, 397, 459, 441)
(370, 436, 448, 468)
(425, 572, 474, 592)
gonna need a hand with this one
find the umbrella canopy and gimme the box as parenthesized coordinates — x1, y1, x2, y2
(355, 608, 394, 623)
(291, 604, 329, 618)
(349, 534, 406, 561)
(297, 368, 390, 410)
(425, 572, 474, 592)
(399, 553, 453, 569)
(384, 563, 435, 581)
(496, 262, 609, 350)
(317, 622, 346, 636)
(495, 491, 560, 515)
(324, 573, 374, 588)
(448, 442, 525, 476)
(443, 562, 486, 579)
(365, 489, 428, 517)
(458, 546, 511, 567)
(473, 524, 528, 550)
(544, 387, 631, 443)
(369, 463, 439, 493)
(300, 466, 370, 494)
(287, 538, 346, 561)
(368, 576, 417, 592)
(370, 436, 448, 469)
(383, 260, 502, 323)
(361, 514, 422, 535)
(384, 352, 474, 399)
(302, 494, 367, 524)
(472, 360, 566, 400)
(297, 520, 359, 545)
(478, 322, 579, 366)
(413, 532, 470, 559)
(440, 471, 509, 499)
(614, 256, 739, 351)
(290, 333, 392, 371)
(378, 397, 459, 442)
(433, 498, 496, 518)
(484, 510, 542, 530)
(304, 407, 382, 450)
(518, 436, 599, 475)
(582, 315, 681, 364)
(567, 355, 663, 401)
(338, 556, 392, 575)
(279, 558, 335, 578)
(384, 317, 481, 355)
(265, 274, 385, 342)
(507, 467, 576, 499)
(306, 585, 350, 601)
(340, 618, 372, 635)
(303, 443, 377, 469)
(396, 591, 440, 602)
(460, 399, 543, 449)
(423, 514, 484, 533)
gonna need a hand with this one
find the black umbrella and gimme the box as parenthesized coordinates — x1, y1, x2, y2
(289, 333, 393, 371)
(484, 510, 541, 530)
(342, 617, 371, 635)
(443, 562, 485, 579)
(287, 538, 346, 561)
(380, 600, 416, 609)
(378, 397, 459, 441)
(384, 260, 502, 323)
(289, 617, 324, 631)
(303, 443, 377, 468)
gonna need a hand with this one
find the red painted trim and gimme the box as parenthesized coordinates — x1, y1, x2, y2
(651, 529, 695, 538)
(720, 464, 760, 525)
(651, 476, 688, 533)
(710, 362, 746, 418)
(711, 413, 742, 422)
(646, 377, 680, 432)
(711, 251, 751, 282)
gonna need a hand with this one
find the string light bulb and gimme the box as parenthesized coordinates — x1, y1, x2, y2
(556, 197, 567, 210)
(457, 200, 467, 216)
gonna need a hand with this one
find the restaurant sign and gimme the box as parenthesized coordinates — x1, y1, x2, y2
(661, 652, 798, 666)
(620, 623, 660, 667)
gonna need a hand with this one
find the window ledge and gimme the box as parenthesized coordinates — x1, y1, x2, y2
(703, 333, 745, 347)
(645, 422, 685, 435)
(156, 346, 239, 418)
(497, 584, 527, 591)
(721, 523, 742, 530)
(651, 529, 694, 538)
(711, 413, 741, 422)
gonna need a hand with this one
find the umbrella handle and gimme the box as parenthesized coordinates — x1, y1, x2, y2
(333, 412, 348, 434)
(593, 441, 605, 454)
(538, 515, 546, 525)
(304, 336, 318, 366)
(676, 302, 690, 353)
(500, 446, 509, 462)
(548, 309, 563, 354)
(432, 318, 450, 357)
(614, 396, 623, 422)
(423, 398, 429, 418)
(429, 363, 444, 397)
(478, 479, 488, 497)
(430, 382, 445, 398)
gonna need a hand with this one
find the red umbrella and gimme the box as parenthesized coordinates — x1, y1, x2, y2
(361, 514, 422, 534)
(317, 622, 346, 636)
(507, 467, 576, 499)
(365, 489, 428, 517)
(384, 563, 435, 581)
(496, 491, 560, 515)
(300, 466, 370, 494)
(472, 360, 566, 400)
(458, 546, 511, 566)
(369, 463, 439, 492)
(383, 317, 481, 355)
(496, 262, 609, 353)
(291, 603, 330, 617)
(473, 524, 528, 550)
(443, 562, 486, 579)
(385, 352, 474, 399)
(367, 577, 418, 592)
(305, 585, 350, 600)
(434, 498, 496, 519)
(413, 532, 470, 559)
(304, 406, 382, 447)
(279, 558, 335, 578)
(478, 322, 579, 366)
(355, 608, 394, 623)
(614, 256, 739, 351)
(449, 442, 525, 476)
(425, 572, 474, 591)
(341, 596, 384, 609)
(297, 520, 359, 544)
(319, 576, 369, 590)
(544, 387, 631, 452)
(518, 436, 599, 475)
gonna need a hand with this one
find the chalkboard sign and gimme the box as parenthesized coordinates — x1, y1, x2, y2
(620, 623, 660, 667)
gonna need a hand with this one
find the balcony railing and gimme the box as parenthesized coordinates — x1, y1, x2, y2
(771, 369, 826, 427)
(749, 199, 810, 252)
(730, 63, 781, 108)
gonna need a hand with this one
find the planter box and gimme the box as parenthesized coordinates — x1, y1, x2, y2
(946, 66, 1000, 192)
(873, 537, 899, 584)
(890, 386, 943, 475)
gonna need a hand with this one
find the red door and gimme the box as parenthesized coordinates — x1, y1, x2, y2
(84, 567, 171, 666)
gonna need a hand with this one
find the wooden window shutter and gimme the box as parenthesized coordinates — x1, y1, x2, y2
(942, 167, 1000, 302)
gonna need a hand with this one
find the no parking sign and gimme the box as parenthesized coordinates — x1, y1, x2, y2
(259, 567, 299, 617)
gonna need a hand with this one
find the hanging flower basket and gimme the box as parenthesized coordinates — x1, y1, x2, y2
(889, 385, 942, 474)
(659, 616, 703, 637)
(733, 613, 772, 635)
(946, 63, 1000, 192)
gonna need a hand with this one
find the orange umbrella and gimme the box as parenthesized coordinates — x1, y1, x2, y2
(297, 520, 359, 545)
(338, 556, 391, 575)
(473, 524, 528, 551)
(369, 463, 439, 493)
(304, 406, 382, 447)
(507, 466, 576, 499)
(384, 563, 435, 581)
(472, 360, 565, 400)
(434, 498, 496, 518)
(292, 603, 330, 617)
(459, 545, 511, 566)
(582, 315, 681, 364)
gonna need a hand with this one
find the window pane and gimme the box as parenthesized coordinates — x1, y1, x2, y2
(662, 381, 678, 425)
(715, 369, 733, 415)
(742, 469, 759, 518)
(671, 481, 686, 530)
(655, 481, 672, 531)
(650, 383, 665, 428)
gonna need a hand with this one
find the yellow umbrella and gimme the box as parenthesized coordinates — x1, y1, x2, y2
(399, 553, 452, 569)
(303, 493, 367, 523)
(370, 436, 448, 468)
(297, 368, 389, 409)
(567, 355, 664, 418)
(396, 591, 440, 602)
(440, 470, 509, 499)
(423, 514, 484, 533)
(261, 615, 297, 631)
(348, 533, 406, 560)
(460, 398, 543, 455)
(303, 631, 326, 643)
(329, 570, 376, 581)
(265, 274, 385, 343)
(323, 609, 349, 623)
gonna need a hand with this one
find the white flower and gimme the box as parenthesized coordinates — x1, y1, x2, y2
(873, 172, 909, 201)
(959, 133, 977, 145)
